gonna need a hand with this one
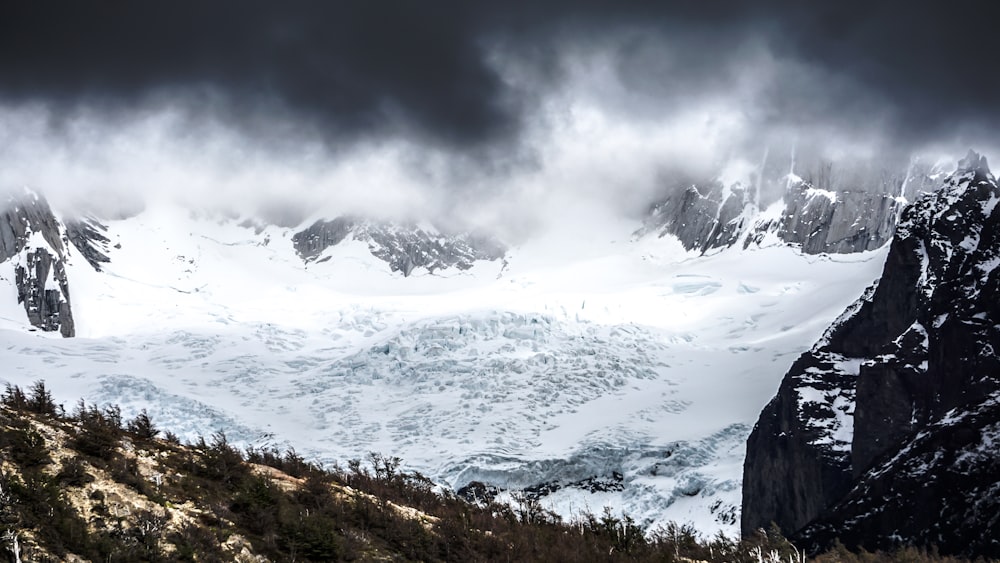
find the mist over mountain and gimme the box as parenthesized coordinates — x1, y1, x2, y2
(2, 2, 998, 242)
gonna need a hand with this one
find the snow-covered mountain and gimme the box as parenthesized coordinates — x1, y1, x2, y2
(743, 151, 1000, 557)
(292, 216, 505, 276)
(636, 151, 949, 256)
(0, 151, 947, 537)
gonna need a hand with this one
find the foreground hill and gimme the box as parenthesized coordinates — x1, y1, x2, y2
(0, 383, 982, 562)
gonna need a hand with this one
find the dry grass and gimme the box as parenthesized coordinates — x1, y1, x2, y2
(1, 381, 995, 563)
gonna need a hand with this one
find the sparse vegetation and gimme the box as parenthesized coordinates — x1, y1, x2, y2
(127, 409, 160, 441)
(0, 380, 994, 562)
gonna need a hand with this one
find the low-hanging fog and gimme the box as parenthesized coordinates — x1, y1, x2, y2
(1, 2, 996, 243)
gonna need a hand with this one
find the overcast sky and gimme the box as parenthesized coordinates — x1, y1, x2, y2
(0, 1, 995, 234)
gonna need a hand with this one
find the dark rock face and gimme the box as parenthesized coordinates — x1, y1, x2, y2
(1, 192, 65, 262)
(742, 151, 1000, 558)
(797, 398, 1000, 557)
(637, 182, 755, 253)
(741, 288, 874, 537)
(640, 154, 946, 256)
(457, 474, 624, 506)
(292, 217, 355, 261)
(15, 247, 74, 337)
(752, 186, 902, 254)
(65, 216, 113, 271)
(844, 151, 1000, 479)
(642, 178, 904, 256)
(1, 191, 75, 337)
(292, 217, 506, 276)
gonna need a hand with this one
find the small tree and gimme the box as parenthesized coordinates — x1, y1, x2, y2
(57, 456, 95, 488)
(6, 427, 51, 469)
(512, 492, 560, 525)
(27, 381, 57, 416)
(368, 452, 401, 483)
(1, 384, 28, 411)
(195, 432, 247, 488)
(126, 410, 159, 441)
(71, 401, 123, 459)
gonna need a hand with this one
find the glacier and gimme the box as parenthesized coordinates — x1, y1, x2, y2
(0, 200, 889, 537)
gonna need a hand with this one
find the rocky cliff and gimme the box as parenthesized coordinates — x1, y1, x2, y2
(1, 192, 77, 337)
(0, 191, 116, 336)
(739, 296, 868, 538)
(638, 153, 946, 256)
(742, 151, 1000, 558)
(636, 180, 755, 253)
(65, 215, 113, 272)
(745, 185, 901, 254)
(14, 247, 75, 337)
(292, 217, 506, 276)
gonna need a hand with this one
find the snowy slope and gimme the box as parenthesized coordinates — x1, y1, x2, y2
(0, 202, 888, 536)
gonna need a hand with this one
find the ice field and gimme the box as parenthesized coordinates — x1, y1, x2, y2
(0, 204, 889, 535)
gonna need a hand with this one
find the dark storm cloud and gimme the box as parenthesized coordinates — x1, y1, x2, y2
(0, 1, 511, 146)
(0, 1, 996, 148)
(763, 1, 999, 143)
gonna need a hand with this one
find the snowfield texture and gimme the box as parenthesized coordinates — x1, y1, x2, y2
(0, 201, 888, 537)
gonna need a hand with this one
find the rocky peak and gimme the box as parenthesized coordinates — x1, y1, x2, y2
(0, 189, 76, 337)
(635, 179, 755, 254)
(65, 216, 113, 272)
(292, 216, 506, 277)
(742, 153, 1000, 557)
(957, 149, 991, 178)
(0, 189, 66, 262)
(638, 155, 909, 256)
(755, 177, 901, 254)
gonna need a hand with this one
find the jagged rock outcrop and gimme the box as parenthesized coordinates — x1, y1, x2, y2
(746, 186, 902, 254)
(293, 216, 355, 259)
(65, 216, 113, 271)
(638, 153, 947, 256)
(742, 151, 1000, 558)
(1, 192, 65, 263)
(637, 181, 756, 253)
(14, 247, 75, 337)
(740, 312, 866, 538)
(797, 397, 1000, 556)
(292, 217, 506, 276)
(1, 191, 76, 337)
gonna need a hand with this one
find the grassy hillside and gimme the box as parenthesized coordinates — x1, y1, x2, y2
(0, 381, 984, 562)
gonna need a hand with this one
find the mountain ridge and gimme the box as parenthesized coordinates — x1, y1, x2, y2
(636, 154, 950, 256)
(742, 150, 1000, 557)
